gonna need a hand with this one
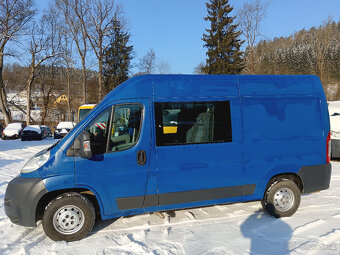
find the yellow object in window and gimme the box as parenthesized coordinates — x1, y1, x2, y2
(163, 126, 177, 134)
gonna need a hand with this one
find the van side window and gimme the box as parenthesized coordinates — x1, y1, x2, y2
(108, 104, 143, 152)
(154, 101, 232, 146)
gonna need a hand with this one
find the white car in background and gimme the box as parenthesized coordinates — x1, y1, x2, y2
(54, 121, 76, 139)
(328, 101, 340, 158)
(2, 123, 25, 140)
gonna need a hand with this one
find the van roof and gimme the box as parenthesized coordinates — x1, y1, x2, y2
(101, 75, 323, 104)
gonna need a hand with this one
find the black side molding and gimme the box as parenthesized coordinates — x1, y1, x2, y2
(116, 184, 256, 211)
(297, 163, 332, 193)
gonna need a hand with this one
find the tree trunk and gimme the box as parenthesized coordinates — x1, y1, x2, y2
(26, 70, 34, 125)
(0, 54, 12, 125)
(98, 58, 102, 101)
(250, 48, 255, 74)
(81, 58, 86, 104)
(66, 66, 71, 121)
(41, 93, 50, 125)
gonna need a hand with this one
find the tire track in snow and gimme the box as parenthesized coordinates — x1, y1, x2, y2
(92, 210, 253, 237)
(319, 228, 340, 244)
(293, 219, 326, 235)
(332, 213, 340, 218)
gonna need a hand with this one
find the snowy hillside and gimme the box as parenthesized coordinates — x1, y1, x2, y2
(0, 140, 339, 254)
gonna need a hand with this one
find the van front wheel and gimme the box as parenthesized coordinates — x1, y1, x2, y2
(262, 179, 301, 218)
(42, 192, 95, 241)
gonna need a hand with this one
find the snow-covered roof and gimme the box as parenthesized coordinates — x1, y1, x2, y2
(23, 125, 42, 134)
(56, 122, 76, 129)
(3, 123, 23, 136)
(80, 104, 96, 107)
(6, 123, 22, 129)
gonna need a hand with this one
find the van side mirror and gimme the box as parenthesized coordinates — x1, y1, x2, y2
(79, 131, 92, 159)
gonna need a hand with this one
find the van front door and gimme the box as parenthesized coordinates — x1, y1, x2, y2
(74, 99, 151, 217)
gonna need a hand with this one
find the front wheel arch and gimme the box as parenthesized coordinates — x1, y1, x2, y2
(36, 188, 101, 223)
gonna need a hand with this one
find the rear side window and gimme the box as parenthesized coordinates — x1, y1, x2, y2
(155, 101, 232, 146)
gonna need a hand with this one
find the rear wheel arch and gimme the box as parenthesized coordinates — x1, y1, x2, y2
(265, 173, 303, 194)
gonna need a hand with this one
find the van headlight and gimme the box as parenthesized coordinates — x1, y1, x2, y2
(21, 151, 50, 173)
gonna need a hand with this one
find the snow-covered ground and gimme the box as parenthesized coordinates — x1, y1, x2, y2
(0, 139, 339, 255)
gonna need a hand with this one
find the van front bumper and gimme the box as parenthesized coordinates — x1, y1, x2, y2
(4, 176, 48, 227)
(297, 163, 332, 193)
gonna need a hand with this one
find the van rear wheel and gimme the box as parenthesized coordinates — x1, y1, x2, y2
(262, 179, 301, 217)
(42, 192, 95, 242)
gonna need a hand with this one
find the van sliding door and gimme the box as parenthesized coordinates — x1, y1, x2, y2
(151, 99, 248, 208)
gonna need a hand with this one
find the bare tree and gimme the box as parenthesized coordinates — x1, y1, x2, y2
(78, 0, 122, 101)
(61, 31, 74, 121)
(158, 60, 172, 74)
(139, 49, 156, 74)
(25, 20, 62, 125)
(56, 0, 89, 105)
(38, 6, 63, 124)
(237, 0, 268, 74)
(0, 0, 35, 125)
(38, 68, 55, 125)
(193, 62, 206, 74)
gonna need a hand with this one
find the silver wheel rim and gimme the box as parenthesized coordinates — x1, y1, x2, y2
(53, 205, 85, 235)
(273, 187, 295, 212)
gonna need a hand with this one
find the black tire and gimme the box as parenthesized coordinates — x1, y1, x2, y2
(21, 138, 25, 141)
(262, 179, 301, 218)
(42, 192, 95, 242)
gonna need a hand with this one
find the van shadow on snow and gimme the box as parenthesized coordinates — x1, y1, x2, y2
(241, 209, 292, 254)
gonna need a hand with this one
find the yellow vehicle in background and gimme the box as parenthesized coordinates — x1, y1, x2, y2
(78, 104, 96, 122)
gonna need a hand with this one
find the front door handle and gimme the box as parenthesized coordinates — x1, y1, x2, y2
(137, 150, 146, 165)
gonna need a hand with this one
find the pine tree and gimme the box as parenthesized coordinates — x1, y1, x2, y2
(102, 20, 133, 93)
(202, 0, 244, 74)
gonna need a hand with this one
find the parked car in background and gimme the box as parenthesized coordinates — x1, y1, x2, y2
(328, 101, 340, 158)
(2, 123, 24, 140)
(21, 125, 44, 141)
(54, 121, 76, 139)
(41, 125, 52, 138)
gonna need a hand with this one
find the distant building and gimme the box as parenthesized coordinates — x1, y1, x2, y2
(55, 94, 68, 104)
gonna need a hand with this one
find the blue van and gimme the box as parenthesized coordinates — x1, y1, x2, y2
(5, 75, 331, 241)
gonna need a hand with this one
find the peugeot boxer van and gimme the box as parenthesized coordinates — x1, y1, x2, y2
(5, 75, 331, 241)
